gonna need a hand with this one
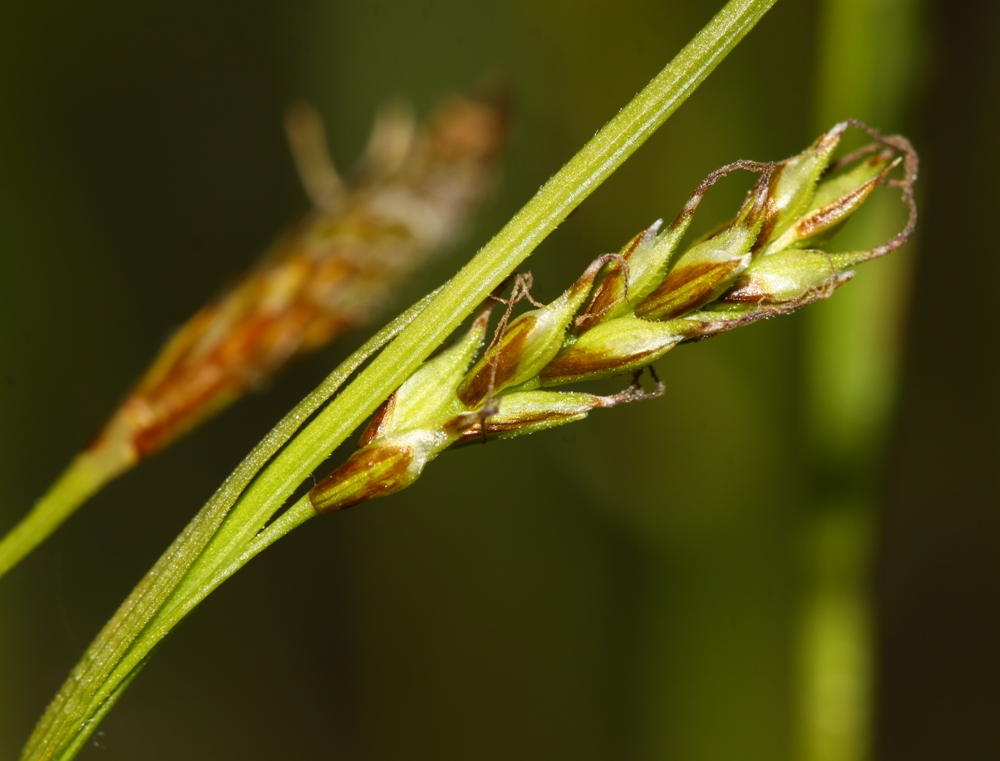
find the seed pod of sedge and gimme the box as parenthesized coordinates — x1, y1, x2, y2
(540, 316, 688, 386)
(573, 221, 664, 332)
(722, 250, 847, 304)
(310, 309, 490, 513)
(753, 121, 847, 250)
(456, 254, 618, 407)
(634, 168, 772, 321)
(452, 390, 617, 443)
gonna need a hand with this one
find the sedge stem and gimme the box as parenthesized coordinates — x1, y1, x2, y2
(0, 447, 132, 579)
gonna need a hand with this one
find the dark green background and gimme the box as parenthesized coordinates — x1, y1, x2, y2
(0, 1, 996, 758)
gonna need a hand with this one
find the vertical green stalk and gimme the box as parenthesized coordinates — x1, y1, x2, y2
(798, 1, 920, 759)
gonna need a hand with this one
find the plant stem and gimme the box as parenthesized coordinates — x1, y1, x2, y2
(798, 0, 919, 759)
(22, 2, 778, 757)
(0, 448, 131, 579)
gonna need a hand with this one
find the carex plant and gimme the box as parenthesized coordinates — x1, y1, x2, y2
(308, 120, 918, 515)
(18, 2, 924, 752)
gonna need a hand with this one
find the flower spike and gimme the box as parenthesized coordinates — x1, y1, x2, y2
(306, 121, 917, 515)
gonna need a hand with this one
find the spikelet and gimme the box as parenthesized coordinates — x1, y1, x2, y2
(309, 121, 917, 514)
(92, 94, 507, 469)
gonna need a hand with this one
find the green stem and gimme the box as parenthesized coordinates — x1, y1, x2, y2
(165, 496, 316, 630)
(22, 2, 778, 757)
(0, 448, 130, 579)
(798, 0, 919, 759)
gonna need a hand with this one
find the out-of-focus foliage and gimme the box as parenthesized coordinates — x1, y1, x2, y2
(0, 1, 996, 760)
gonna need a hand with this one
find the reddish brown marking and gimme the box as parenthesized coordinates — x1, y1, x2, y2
(751, 163, 784, 253)
(568, 253, 623, 302)
(456, 316, 535, 408)
(540, 346, 660, 382)
(635, 260, 743, 321)
(309, 442, 414, 513)
(575, 250, 637, 333)
(441, 411, 481, 437)
(576, 271, 626, 332)
(357, 394, 397, 447)
(795, 165, 891, 239)
(453, 408, 589, 444)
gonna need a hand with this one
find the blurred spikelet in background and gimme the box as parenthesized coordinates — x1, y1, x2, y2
(0, 93, 507, 578)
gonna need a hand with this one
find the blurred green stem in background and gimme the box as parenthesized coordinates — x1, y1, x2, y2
(799, 0, 920, 759)
(21, 2, 778, 757)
